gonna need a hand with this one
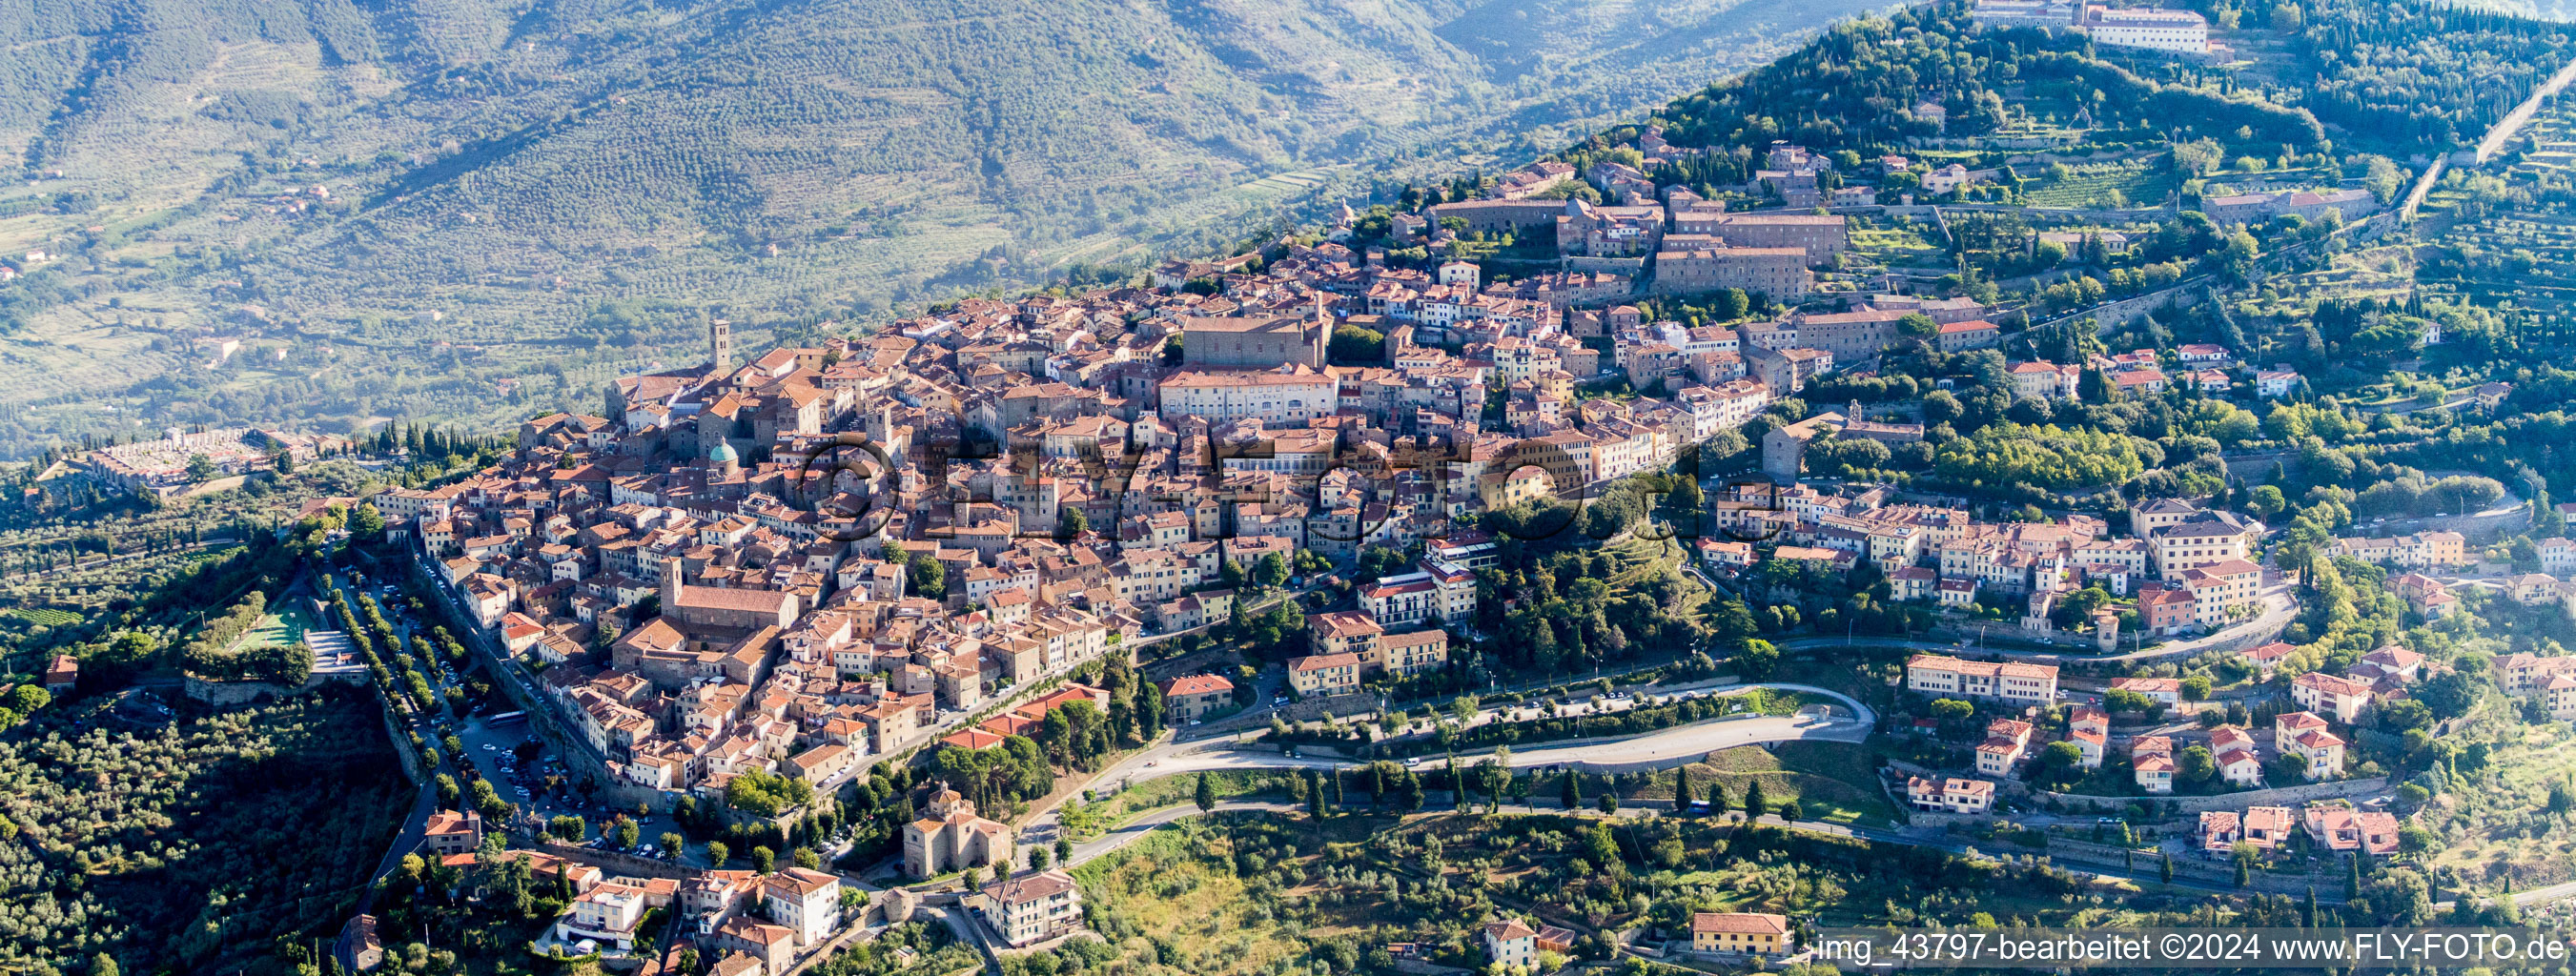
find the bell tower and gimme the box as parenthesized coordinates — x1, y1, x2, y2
(709, 318, 734, 373)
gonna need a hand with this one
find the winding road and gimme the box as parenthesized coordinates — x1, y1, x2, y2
(1017, 682, 1874, 851)
(1774, 582, 2299, 664)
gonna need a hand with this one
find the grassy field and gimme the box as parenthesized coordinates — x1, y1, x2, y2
(2025, 159, 2178, 209)
(1057, 769, 1298, 841)
(1626, 740, 1898, 827)
(1851, 220, 1951, 269)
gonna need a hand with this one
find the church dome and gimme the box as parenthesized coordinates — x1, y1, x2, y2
(708, 441, 740, 463)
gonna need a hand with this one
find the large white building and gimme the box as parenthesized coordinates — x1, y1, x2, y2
(981, 870, 1084, 947)
(1905, 654, 2060, 703)
(2079, 4, 2209, 53)
(759, 867, 843, 948)
(1155, 366, 1338, 425)
(1360, 561, 1478, 627)
(555, 887, 650, 951)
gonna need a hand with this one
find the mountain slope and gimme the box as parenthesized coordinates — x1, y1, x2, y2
(0, 0, 1881, 455)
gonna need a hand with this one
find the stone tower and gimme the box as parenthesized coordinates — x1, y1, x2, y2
(709, 318, 734, 373)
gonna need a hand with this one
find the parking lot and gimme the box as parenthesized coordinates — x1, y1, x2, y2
(451, 703, 704, 867)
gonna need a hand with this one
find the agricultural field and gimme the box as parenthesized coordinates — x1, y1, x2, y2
(0, 607, 79, 627)
(2025, 159, 2180, 210)
(0, 460, 380, 594)
(1072, 816, 1465, 975)
(2416, 164, 2576, 313)
(1059, 803, 2153, 976)
(1850, 218, 1951, 270)
(0, 689, 413, 976)
(2418, 721, 2576, 890)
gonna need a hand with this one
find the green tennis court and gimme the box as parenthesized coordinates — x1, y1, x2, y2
(231, 601, 317, 651)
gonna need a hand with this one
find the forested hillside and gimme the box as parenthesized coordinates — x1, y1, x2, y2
(0, 0, 1879, 457)
(1561, 0, 2576, 181)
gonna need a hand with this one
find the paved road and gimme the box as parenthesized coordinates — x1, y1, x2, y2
(2437, 878, 2576, 911)
(1777, 583, 2297, 664)
(354, 774, 438, 916)
(2477, 55, 2576, 164)
(1020, 682, 1872, 849)
(1063, 800, 1300, 869)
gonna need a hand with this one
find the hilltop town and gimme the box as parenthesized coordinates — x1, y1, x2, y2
(314, 98, 2576, 968)
(18, 0, 2576, 973)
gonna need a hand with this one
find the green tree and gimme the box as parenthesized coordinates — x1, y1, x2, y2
(1254, 552, 1292, 589)
(1447, 695, 1480, 724)
(751, 845, 775, 874)
(1743, 779, 1769, 821)
(1735, 640, 1781, 680)
(1586, 822, 1621, 865)
(348, 503, 386, 541)
(2249, 485, 2288, 519)
(1196, 773, 1216, 813)
(706, 841, 730, 866)
(906, 550, 947, 600)
(1329, 324, 1386, 363)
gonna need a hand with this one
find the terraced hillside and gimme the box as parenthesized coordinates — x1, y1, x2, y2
(0, 0, 1881, 456)
(2418, 103, 2576, 319)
